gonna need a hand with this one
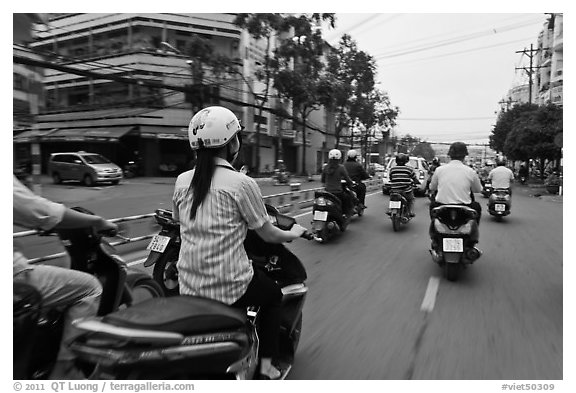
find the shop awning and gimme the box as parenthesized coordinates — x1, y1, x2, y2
(140, 125, 188, 140)
(13, 128, 59, 143)
(14, 126, 135, 143)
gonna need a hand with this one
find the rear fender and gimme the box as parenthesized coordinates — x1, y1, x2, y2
(444, 252, 462, 264)
(311, 220, 326, 232)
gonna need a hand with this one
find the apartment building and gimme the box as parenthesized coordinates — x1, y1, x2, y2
(504, 14, 563, 108)
(13, 13, 338, 176)
(535, 13, 563, 106)
(13, 13, 48, 171)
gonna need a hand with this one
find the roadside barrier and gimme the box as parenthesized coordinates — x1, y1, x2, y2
(14, 179, 382, 264)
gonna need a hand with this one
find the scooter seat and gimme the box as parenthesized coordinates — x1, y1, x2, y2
(102, 296, 247, 335)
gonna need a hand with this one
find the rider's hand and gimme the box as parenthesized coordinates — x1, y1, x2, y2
(94, 217, 118, 236)
(289, 224, 307, 238)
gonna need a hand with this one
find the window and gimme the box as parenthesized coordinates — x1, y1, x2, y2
(52, 155, 75, 163)
(254, 114, 268, 125)
(82, 154, 110, 164)
(13, 73, 27, 92)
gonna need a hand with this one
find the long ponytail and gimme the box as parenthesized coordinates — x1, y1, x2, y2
(188, 149, 217, 220)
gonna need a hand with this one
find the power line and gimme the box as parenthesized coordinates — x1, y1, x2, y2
(13, 53, 332, 136)
(326, 14, 383, 41)
(400, 117, 494, 121)
(378, 36, 533, 68)
(373, 15, 540, 53)
(373, 17, 544, 60)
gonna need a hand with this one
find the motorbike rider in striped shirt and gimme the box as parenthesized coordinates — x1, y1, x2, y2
(388, 153, 420, 217)
(172, 106, 307, 380)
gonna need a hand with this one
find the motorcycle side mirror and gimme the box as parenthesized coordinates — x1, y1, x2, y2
(265, 204, 280, 216)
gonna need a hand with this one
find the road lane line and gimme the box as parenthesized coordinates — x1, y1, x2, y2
(420, 276, 440, 312)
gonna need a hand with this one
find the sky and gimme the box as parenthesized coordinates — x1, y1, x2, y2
(320, 12, 549, 146)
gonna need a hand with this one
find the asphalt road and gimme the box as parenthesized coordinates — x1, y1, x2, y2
(13, 177, 563, 380)
(287, 186, 562, 380)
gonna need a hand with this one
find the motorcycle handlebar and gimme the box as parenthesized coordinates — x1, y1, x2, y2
(301, 231, 315, 241)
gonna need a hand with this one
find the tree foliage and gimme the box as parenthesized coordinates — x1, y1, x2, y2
(489, 103, 538, 152)
(271, 13, 336, 174)
(323, 35, 377, 148)
(503, 104, 562, 177)
(412, 142, 436, 161)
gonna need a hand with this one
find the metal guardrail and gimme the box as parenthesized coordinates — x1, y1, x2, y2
(14, 179, 383, 264)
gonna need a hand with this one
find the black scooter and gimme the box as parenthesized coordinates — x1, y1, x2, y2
(13, 207, 163, 380)
(68, 205, 313, 380)
(487, 188, 511, 221)
(311, 181, 360, 243)
(386, 188, 414, 232)
(429, 205, 482, 281)
(481, 178, 493, 198)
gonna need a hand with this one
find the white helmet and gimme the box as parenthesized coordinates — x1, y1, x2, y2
(347, 149, 358, 159)
(328, 149, 342, 160)
(187, 106, 242, 150)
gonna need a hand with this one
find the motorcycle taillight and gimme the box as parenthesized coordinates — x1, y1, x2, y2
(315, 197, 332, 206)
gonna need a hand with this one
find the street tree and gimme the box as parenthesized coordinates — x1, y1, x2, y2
(489, 102, 539, 153)
(503, 103, 563, 179)
(272, 14, 336, 175)
(232, 14, 292, 173)
(412, 142, 436, 161)
(354, 88, 399, 167)
(324, 34, 377, 149)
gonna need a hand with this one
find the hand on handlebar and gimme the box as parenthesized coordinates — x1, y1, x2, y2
(289, 223, 308, 239)
(94, 218, 119, 237)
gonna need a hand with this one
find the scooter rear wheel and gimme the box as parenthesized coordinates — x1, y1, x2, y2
(392, 215, 400, 232)
(444, 263, 460, 282)
(152, 247, 180, 296)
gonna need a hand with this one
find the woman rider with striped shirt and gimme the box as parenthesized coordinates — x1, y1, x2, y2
(172, 106, 307, 379)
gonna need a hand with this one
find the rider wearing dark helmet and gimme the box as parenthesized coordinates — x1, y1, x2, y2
(428, 141, 482, 222)
(388, 153, 420, 217)
(343, 150, 370, 209)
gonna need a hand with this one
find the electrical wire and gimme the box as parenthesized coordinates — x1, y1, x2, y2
(373, 14, 540, 52)
(378, 36, 534, 69)
(373, 17, 544, 60)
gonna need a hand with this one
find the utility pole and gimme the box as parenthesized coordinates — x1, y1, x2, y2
(516, 43, 548, 105)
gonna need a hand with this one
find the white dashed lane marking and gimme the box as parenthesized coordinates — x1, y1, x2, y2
(420, 276, 440, 313)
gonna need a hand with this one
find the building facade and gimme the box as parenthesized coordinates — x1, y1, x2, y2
(13, 13, 338, 176)
(504, 13, 563, 108)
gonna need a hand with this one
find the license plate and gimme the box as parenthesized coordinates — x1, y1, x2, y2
(442, 238, 464, 252)
(485, 183, 491, 188)
(146, 234, 171, 253)
(495, 204, 506, 212)
(389, 201, 401, 209)
(313, 210, 328, 221)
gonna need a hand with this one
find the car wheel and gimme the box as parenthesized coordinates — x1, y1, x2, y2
(83, 175, 94, 187)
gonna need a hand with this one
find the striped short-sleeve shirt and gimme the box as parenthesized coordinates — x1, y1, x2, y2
(172, 158, 269, 305)
(388, 165, 417, 193)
